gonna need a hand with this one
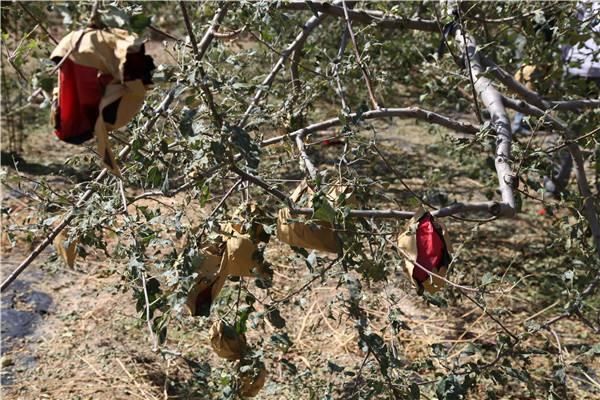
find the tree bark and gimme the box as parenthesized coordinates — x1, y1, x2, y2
(453, 27, 516, 216)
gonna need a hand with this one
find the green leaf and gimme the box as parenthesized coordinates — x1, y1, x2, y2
(235, 305, 254, 335)
(312, 193, 336, 224)
(423, 292, 448, 307)
(481, 272, 496, 286)
(130, 14, 151, 33)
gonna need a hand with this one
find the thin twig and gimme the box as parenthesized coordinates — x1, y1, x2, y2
(548, 327, 564, 364)
(341, 0, 379, 109)
(115, 358, 159, 400)
(271, 258, 339, 304)
(332, 27, 350, 111)
(148, 25, 191, 46)
(371, 144, 435, 208)
(245, 30, 326, 78)
(239, 12, 327, 127)
(544, 126, 600, 154)
(230, 165, 292, 207)
(372, 144, 496, 223)
(198, 178, 243, 242)
(279, 1, 438, 32)
(460, 289, 519, 341)
(141, 271, 159, 350)
(118, 180, 128, 214)
(179, 1, 223, 129)
(17, 2, 59, 44)
(396, 247, 480, 293)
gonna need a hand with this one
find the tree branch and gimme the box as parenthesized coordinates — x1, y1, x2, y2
(18, 2, 58, 44)
(480, 55, 549, 110)
(179, 1, 224, 129)
(239, 12, 328, 127)
(341, 0, 379, 109)
(549, 99, 600, 112)
(197, 3, 229, 60)
(278, 1, 438, 32)
(567, 143, 600, 257)
(501, 108, 600, 258)
(452, 26, 516, 216)
(261, 107, 479, 147)
(332, 27, 350, 111)
(296, 133, 318, 179)
(455, 6, 484, 125)
(230, 164, 510, 219)
(291, 201, 508, 219)
(229, 165, 292, 207)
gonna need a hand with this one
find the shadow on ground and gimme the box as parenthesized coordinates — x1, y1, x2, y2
(1, 151, 90, 181)
(1, 276, 53, 385)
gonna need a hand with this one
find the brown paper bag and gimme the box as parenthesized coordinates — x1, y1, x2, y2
(239, 361, 267, 397)
(50, 28, 138, 81)
(210, 320, 247, 360)
(276, 181, 342, 253)
(51, 29, 152, 175)
(222, 234, 262, 277)
(276, 208, 341, 253)
(53, 230, 78, 268)
(326, 182, 356, 206)
(185, 247, 227, 316)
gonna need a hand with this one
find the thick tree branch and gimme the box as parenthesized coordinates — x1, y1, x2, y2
(481, 57, 599, 112)
(498, 86, 600, 257)
(549, 99, 600, 112)
(197, 3, 229, 60)
(453, 27, 516, 216)
(292, 201, 509, 219)
(567, 143, 600, 257)
(455, 6, 484, 124)
(480, 56, 549, 110)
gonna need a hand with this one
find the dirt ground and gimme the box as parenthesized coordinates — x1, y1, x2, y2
(1, 113, 599, 399)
